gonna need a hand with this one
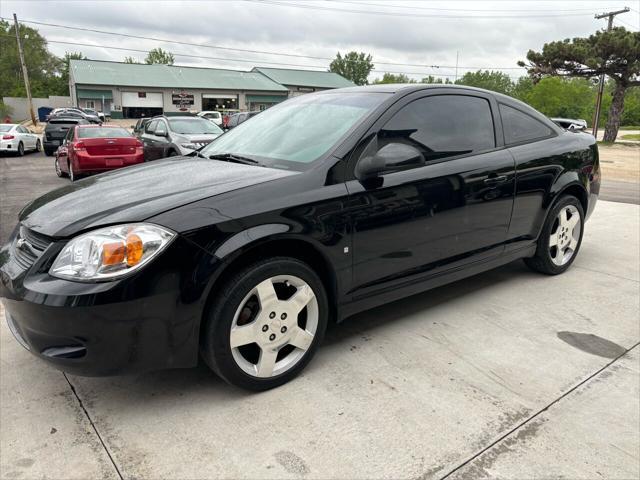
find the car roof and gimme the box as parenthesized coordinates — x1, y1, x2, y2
(76, 124, 120, 127)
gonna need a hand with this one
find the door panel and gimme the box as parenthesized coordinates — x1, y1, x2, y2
(348, 150, 515, 297)
(347, 92, 515, 299)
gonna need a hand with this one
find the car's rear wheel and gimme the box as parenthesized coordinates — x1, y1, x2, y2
(44, 148, 54, 157)
(524, 195, 584, 275)
(16, 142, 24, 157)
(201, 257, 328, 391)
(35, 139, 42, 152)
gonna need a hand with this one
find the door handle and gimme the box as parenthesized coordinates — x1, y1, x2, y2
(484, 175, 507, 185)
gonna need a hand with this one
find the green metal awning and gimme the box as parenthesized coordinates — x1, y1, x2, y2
(77, 89, 113, 99)
(246, 95, 287, 103)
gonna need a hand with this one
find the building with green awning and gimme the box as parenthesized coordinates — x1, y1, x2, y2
(69, 60, 351, 119)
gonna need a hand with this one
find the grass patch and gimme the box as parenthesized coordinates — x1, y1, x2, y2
(621, 134, 640, 141)
(619, 126, 640, 130)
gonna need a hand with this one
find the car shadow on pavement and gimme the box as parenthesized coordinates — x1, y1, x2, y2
(68, 260, 538, 402)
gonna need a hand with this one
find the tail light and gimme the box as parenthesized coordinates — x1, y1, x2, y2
(2, 135, 15, 140)
(135, 140, 143, 148)
(74, 141, 86, 151)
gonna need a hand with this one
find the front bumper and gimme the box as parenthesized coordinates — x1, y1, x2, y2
(0, 228, 216, 376)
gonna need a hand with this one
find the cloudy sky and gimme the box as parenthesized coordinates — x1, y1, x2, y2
(2, 0, 639, 81)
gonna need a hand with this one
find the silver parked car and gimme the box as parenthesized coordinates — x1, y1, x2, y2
(140, 115, 224, 161)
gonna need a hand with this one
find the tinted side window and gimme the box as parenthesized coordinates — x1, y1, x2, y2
(380, 95, 495, 162)
(500, 104, 553, 145)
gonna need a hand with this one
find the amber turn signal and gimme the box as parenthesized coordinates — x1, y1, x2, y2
(102, 242, 125, 265)
(126, 233, 144, 266)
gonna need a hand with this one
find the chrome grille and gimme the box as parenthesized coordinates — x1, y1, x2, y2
(13, 225, 52, 270)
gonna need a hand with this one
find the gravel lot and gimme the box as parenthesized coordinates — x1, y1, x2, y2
(0, 143, 639, 479)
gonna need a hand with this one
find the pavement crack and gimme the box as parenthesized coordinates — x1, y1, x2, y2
(571, 265, 639, 283)
(439, 341, 640, 480)
(63, 373, 124, 480)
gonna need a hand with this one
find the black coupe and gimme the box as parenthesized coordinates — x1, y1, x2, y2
(1, 85, 600, 390)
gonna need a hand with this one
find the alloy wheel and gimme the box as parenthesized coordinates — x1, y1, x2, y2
(230, 275, 319, 378)
(36, 139, 42, 152)
(68, 161, 75, 182)
(17, 142, 24, 156)
(549, 205, 581, 266)
(54, 158, 62, 177)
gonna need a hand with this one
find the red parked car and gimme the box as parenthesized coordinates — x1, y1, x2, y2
(55, 125, 144, 182)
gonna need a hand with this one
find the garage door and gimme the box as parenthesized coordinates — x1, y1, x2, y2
(121, 92, 163, 108)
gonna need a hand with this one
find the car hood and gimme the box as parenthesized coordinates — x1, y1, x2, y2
(19, 157, 298, 238)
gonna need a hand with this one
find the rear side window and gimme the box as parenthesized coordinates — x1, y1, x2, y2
(380, 95, 495, 162)
(500, 104, 553, 145)
(78, 127, 131, 138)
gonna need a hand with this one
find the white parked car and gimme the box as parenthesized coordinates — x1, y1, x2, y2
(197, 111, 223, 127)
(0, 124, 41, 156)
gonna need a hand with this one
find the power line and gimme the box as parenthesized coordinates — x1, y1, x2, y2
(0, 32, 524, 80)
(328, 0, 625, 13)
(614, 17, 640, 29)
(244, 0, 601, 19)
(0, 16, 526, 72)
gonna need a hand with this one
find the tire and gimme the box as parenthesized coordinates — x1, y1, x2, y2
(35, 139, 42, 152)
(524, 195, 584, 275)
(68, 160, 76, 182)
(44, 148, 55, 157)
(200, 257, 329, 391)
(54, 157, 65, 177)
(167, 149, 178, 157)
(16, 142, 24, 157)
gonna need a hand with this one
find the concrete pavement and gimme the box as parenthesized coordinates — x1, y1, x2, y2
(1, 199, 638, 479)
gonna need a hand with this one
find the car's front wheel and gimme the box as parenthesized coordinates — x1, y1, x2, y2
(68, 160, 76, 182)
(524, 195, 584, 275)
(54, 157, 65, 177)
(201, 257, 328, 391)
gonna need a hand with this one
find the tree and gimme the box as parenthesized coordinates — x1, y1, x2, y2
(455, 70, 514, 95)
(373, 72, 416, 84)
(329, 51, 373, 86)
(519, 27, 640, 141)
(0, 20, 62, 98)
(421, 75, 449, 84)
(54, 52, 86, 94)
(145, 48, 174, 65)
(519, 77, 595, 120)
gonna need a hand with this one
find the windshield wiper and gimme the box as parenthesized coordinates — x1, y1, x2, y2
(208, 153, 260, 165)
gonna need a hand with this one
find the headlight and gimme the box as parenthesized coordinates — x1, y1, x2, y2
(180, 143, 198, 150)
(50, 224, 175, 281)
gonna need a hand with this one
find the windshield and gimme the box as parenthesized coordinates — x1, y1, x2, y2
(78, 127, 131, 138)
(168, 118, 223, 135)
(200, 92, 390, 169)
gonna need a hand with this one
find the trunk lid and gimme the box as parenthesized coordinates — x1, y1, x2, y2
(81, 137, 140, 156)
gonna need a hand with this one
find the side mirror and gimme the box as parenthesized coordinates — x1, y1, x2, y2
(156, 130, 167, 137)
(356, 143, 425, 180)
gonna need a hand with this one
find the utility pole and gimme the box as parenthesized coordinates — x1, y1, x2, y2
(13, 14, 37, 125)
(591, 7, 629, 139)
(455, 51, 459, 82)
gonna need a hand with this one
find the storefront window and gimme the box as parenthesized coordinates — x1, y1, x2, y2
(202, 96, 238, 112)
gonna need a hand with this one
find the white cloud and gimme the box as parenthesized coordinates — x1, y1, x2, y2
(3, 0, 636, 81)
